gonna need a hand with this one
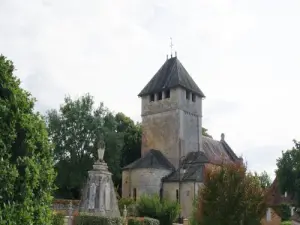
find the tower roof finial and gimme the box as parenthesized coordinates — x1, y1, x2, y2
(170, 37, 173, 57)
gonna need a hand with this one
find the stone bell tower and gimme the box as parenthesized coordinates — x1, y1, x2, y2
(138, 55, 205, 168)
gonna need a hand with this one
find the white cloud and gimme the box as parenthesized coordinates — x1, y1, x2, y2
(1, 0, 300, 179)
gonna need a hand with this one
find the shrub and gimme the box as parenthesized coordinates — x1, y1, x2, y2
(127, 217, 159, 225)
(118, 197, 137, 216)
(136, 194, 179, 225)
(279, 204, 291, 221)
(191, 163, 266, 225)
(74, 215, 122, 225)
(281, 221, 291, 225)
(128, 218, 143, 225)
(52, 213, 64, 225)
(144, 217, 159, 225)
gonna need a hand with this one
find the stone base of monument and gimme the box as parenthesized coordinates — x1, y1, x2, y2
(79, 160, 120, 217)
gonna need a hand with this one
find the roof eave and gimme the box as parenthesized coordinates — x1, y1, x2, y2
(138, 84, 206, 98)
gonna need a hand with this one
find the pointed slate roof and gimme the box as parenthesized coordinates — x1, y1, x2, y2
(123, 149, 175, 170)
(138, 57, 205, 97)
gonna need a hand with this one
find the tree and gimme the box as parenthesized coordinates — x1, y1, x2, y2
(0, 55, 55, 224)
(202, 128, 212, 138)
(46, 94, 124, 199)
(191, 163, 266, 225)
(276, 140, 300, 206)
(255, 171, 272, 189)
(115, 112, 141, 168)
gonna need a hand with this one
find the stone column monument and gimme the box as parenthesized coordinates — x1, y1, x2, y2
(79, 139, 120, 217)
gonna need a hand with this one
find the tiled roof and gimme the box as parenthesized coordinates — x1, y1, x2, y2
(122, 149, 174, 170)
(163, 137, 240, 182)
(138, 57, 205, 97)
(202, 136, 240, 164)
(162, 151, 208, 182)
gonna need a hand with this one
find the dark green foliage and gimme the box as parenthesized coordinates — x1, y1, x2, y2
(136, 194, 179, 225)
(255, 171, 272, 189)
(128, 218, 142, 225)
(115, 113, 141, 169)
(74, 215, 122, 225)
(46, 96, 142, 199)
(52, 213, 64, 225)
(276, 140, 300, 206)
(0, 55, 56, 224)
(279, 204, 291, 221)
(127, 217, 159, 225)
(202, 128, 212, 138)
(192, 163, 266, 225)
(144, 217, 160, 225)
(118, 197, 137, 216)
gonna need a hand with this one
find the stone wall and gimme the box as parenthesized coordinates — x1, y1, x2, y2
(180, 110, 201, 156)
(141, 110, 180, 167)
(122, 168, 172, 199)
(163, 181, 203, 218)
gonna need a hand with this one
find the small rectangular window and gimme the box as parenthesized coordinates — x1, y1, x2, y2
(176, 189, 179, 202)
(150, 94, 155, 102)
(192, 93, 196, 102)
(186, 91, 190, 100)
(133, 188, 137, 201)
(165, 90, 170, 98)
(158, 92, 162, 100)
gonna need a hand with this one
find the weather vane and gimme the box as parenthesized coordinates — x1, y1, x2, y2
(170, 37, 173, 57)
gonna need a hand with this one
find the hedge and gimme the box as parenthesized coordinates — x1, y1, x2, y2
(52, 213, 64, 225)
(73, 215, 123, 225)
(127, 217, 159, 225)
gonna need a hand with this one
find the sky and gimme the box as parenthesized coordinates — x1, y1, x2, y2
(1, 0, 300, 179)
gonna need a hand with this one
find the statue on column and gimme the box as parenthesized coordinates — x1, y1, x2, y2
(80, 135, 120, 216)
(97, 138, 105, 162)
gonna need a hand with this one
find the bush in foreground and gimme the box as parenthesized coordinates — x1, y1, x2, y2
(136, 194, 179, 225)
(52, 213, 64, 225)
(127, 217, 159, 225)
(191, 163, 266, 225)
(74, 215, 122, 225)
(281, 221, 291, 225)
(118, 197, 137, 216)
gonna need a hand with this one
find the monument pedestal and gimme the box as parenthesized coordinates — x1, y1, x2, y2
(79, 160, 120, 217)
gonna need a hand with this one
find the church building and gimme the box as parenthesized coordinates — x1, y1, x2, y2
(121, 54, 241, 218)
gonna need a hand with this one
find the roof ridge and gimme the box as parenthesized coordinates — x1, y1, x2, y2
(220, 140, 239, 161)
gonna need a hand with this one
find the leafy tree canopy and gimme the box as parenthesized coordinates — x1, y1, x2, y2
(202, 127, 212, 138)
(255, 171, 272, 189)
(0, 55, 55, 224)
(46, 94, 141, 199)
(276, 140, 300, 206)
